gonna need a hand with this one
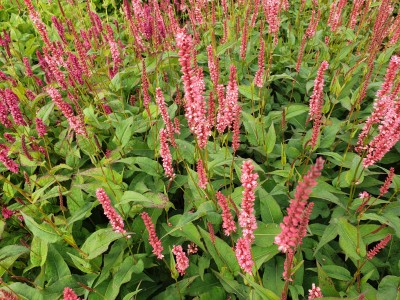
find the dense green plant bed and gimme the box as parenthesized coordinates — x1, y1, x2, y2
(0, 0, 399, 299)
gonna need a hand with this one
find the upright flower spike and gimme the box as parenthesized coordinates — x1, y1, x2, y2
(309, 61, 329, 148)
(263, 0, 281, 45)
(141, 212, 164, 259)
(172, 245, 189, 276)
(175, 29, 210, 148)
(196, 159, 208, 189)
(238, 160, 259, 241)
(95, 188, 127, 235)
(46, 87, 87, 137)
(367, 234, 392, 259)
(159, 129, 175, 180)
(155, 88, 176, 147)
(105, 24, 121, 78)
(3, 89, 27, 126)
(275, 157, 325, 253)
(0, 145, 19, 173)
(35, 118, 47, 137)
(254, 37, 265, 88)
(308, 284, 323, 299)
(207, 45, 219, 86)
(379, 167, 395, 197)
(63, 287, 81, 300)
(235, 237, 253, 274)
(23, 57, 33, 77)
(217, 191, 236, 236)
(348, 0, 365, 29)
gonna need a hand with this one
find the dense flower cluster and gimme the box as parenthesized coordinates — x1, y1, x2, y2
(367, 234, 392, 259)
(141, 212, 164, 259)
(95, 188, 127, 235)
(172, 245, 189, 276)
(379, 168, 395, 197)
(0, 145, 19, 173)
(308, 283, 323, 299)
(63, 287, 81, 300)
(159, 129, 175, 180)
(238, 160, 259, 241)
(196, 159, 208, 189)
(156, 88, 176, 147)
(254, 37, 265, 88)
(175, 29, 210, 148)
(216, 191, 236, 236)
(309, 61, 329, 148)
(235, 160, 258, 273)
(46, 87, 87, 137)
(275, 158, 324, 253)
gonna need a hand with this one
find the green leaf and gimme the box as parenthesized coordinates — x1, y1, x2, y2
(118, 157, 162, 177)
(238, 274, 280, 300)
(242, 111, 266, 147)
(311, 186, 345, 208)
(239, 85, 260, 100)
(36, 102, 54, 122)
(21, 212, 61, 244)
(115, 117, 133, 148)
(30, 236, 48, 267)
(321, 265, 352, 281)
(213, 270, 248, 300)
(265, 124, 276, 154)
(285, 104, 308, 120)
(45, 244, 71, 284)
(119, 191, 171, 209)
(67, 252, 94, 273)
(337, 217, 366, 260)
(164, 215, 205, 250)
(3, 283, 43, 300)
(174, 139, 195, 164)
(104, 256, 139, 299)
(0, 245, 29, 276)
(253, 245, 280, 269)
(254, 223, 281, 247)
(377, 276, 400, 300)
(314, 222, 338, 254)
(258, 189, 283, 224)
(317, 262, 340, 297)
(81, 228, 123, 260)
(198, 227, 240, 275)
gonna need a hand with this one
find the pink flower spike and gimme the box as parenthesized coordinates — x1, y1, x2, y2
(217, 191, 236, 236)
(275, 158, 324, 253)
(235, 237, 254, 274)
(254, 37, 265, 88)
(379, 167, 395, 197)
(159, 129, 175, 180)
(238, 160, 259, 242)
(309, 61, 329, 148)
(141, 212, 164, 259)
(172, 245, 189, 276)
(35, 118, 47, 137)
(4, 89, 27, 126)
(0, 146, 19, 173)
(155, 88, 176, 147)
(2, 206, 13, 219)
(95, 188, 127, 235)
(308, 283, 323, 299)
(196, 159, 208, 189)
(367, 234, 392, 259)
(63, 287, 81, 300)
(23, 57, 33, 77)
